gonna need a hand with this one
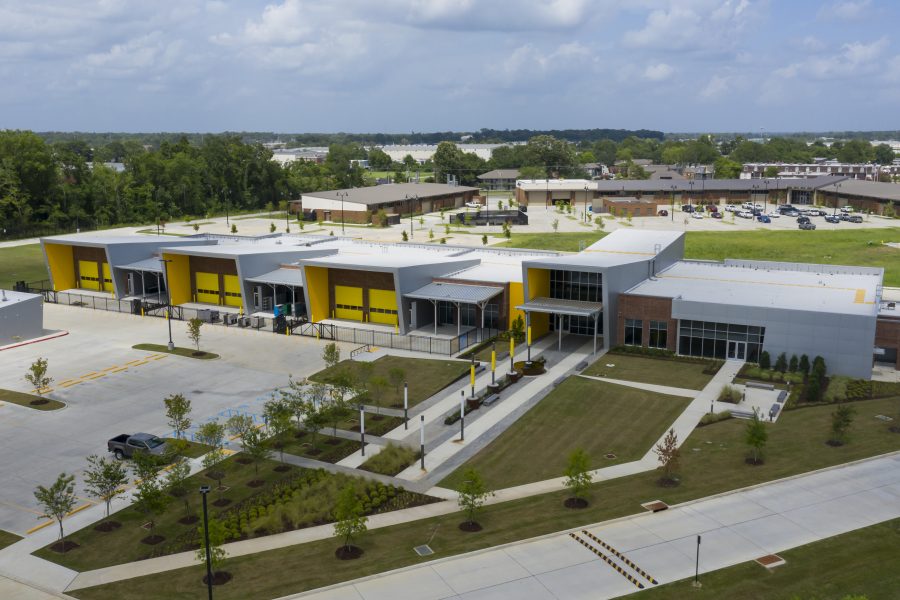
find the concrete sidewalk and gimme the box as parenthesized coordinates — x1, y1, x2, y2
(285, 452, 900, 600)
(576, 374, 699, 398)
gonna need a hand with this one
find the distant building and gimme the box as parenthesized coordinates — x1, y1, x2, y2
(600, 196, 662, 217)
(271, 148, 328, 165)
(477, 169, 520, 191)
(379, 144, 513, 164)
(741, 161, 885, 181)
(581, 163, 609, 179)
(0, 290, 43, 346)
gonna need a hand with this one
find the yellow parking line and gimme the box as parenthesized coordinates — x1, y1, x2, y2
(58, 379, 79, 386)
(80, 372, 100, 379)
(131, 360, 149, 366)
(26, 521, 53, 534)
(67, 503, 92, 517)
(83, 373, 106, 381)
(102, 366, 121, 372)
(148, 354, 167, 361)
(108, 366, 128, 373)
(59, 380, 82, 388)
(124, 359, 144, 366)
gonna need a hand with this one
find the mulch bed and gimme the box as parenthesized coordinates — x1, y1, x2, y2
(178, 515, 200, 525)
(203, 571, 233, 585)
(889, 426, 900, 434)
(93, 521, 122, 533)
(247, 480, 265, 488)
(335, 545, 364, 560)
(305, 448, 322, 456)
(235, 457, 253, 465)
(140, 534, 165, 546)
(293, 431, 307, 439)
(192, 351, 207, 357)
(212, 498, 232, 507)
(745, 457, 765, 466)
(29, 398, 49, 406)
(49, 540, 80, 553)
(458, 521, 483, 532)
(564, 498, 589, 509)
(273, 465, 291, 472)
(826, 440, 844, 447)
(657, 477, 680, 488)
(325, 439, 341, 446)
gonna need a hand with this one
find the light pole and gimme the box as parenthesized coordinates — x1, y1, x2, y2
(833, 182, 841, 216)
(403, 194, 417, 239)
(199, 485, 214, 600)
(459, 390, 465, 441)
(763, 178, 769, 214)
(359, 404, 365, 457)
(419, 414, 425, 470)
(693, 534, 702, 587)
(403, 382, 408, 430)
(583, 185, 589, 222)
(336, 191, 348, 234)
(688, 180, 694, 211)
(160, 258, 174, 351)
(491, 342, 496, 385)
(224, 188, 230, 227)
(670, 184, 676, 221)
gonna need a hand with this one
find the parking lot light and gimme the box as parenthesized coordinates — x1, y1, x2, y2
(199, 485, 213, 600)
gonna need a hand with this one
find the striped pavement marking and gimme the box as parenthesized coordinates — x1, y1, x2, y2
(582, 530, 658, 585)
(569, 532, 645, 589)
(148, 354, 167, 361)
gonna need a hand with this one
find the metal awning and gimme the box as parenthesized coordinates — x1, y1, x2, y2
(245, 268, 304, 287)
(118, 257, 163, 273)
(405, 282, 503, 304)
(516, 296, 603, 318)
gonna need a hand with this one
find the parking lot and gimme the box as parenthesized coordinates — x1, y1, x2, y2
(0, 304, 346, 535)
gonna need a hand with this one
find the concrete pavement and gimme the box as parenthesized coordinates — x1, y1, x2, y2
(284, 452, 900, 600)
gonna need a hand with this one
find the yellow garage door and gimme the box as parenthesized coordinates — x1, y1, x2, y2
(334, 285, 363, 321)
(368, 289, 398, 325)
(78, 260, 100, 290)
(195, 272, 220, 305)
(223, 274, 242, 307)
(101, 262, 113, 293)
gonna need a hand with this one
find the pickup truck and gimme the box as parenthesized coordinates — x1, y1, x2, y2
(108, 433, 168, 460)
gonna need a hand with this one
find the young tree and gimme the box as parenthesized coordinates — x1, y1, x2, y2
(799, 354, 810, 376)
(240, 426, 271, 476)
(401, 230, 408, 242)
(830, 404, 856, 446)
(551, 218, 559, 232)
(387, 367, 406, 399)
(457, 468, 493, 529)
(226, 414, 254, 441)
(230, 223, 237, 234)
(269, 222, 276, 233)
(165, 458, 192, 516)
(83, 455, 128, 519)
(133, 475, 169, 541)
(186, 318, 203, 353)
(745, 410, 768, 465)
(653, 428, 681, 485)
(197, 421, 226, 493)
(164, 393, 192, 440)
(25, 357, 53, 394)
(333, 484, 367, 555)
(34, 473, 77, 545)
(195, 517, 229, 580)
(774, 352, 788, 373)
(367, 375, 389, 415)
(481, 233, 488, 245)
(759, 351, 771, 370)
(263, 399, 293, 464)
(322, 342, 341, 369)
(594, 215, 605, 230)
(563, 448, 593, 507)
(788, 354, 799, 373)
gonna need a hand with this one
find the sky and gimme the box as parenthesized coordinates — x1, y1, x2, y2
(1, 0, 899, 134)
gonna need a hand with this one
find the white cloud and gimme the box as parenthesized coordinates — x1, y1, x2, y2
(699, 74, 731, 100)
(818, 0, 872, 20)
(490, 42, 597, 88)
(397, 0, 597, 31)
(78, 32, 183, 78)
(643, 63, 673, 81)
(623, 0, 755, 52)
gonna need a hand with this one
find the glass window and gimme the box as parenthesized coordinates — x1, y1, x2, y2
(550, 270, 602, 303)
(624, 318, 643, 346)
(676, 319, 766, 359)
(648, 320, 668, 349)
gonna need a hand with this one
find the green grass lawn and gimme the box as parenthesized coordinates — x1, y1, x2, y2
(641, 519, 900, 600)
(336, 413, 404, 437)
(69, 396, 900, 600)
(440, 378, 692, 490)
(583, 352, 721, 390)
(0, 388, 65, 411)
(310, 356, 469, 409)
(0, 243, 48, 289)
(276, 431, 362, 464)
(132, 344, 219, 360)
(0, 530, 22, 551)
(496, 231, 606, 251)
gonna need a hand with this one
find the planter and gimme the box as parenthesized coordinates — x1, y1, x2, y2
(507, 371, 521, 383)
(486, 383, 501, 395)
(466, 398, 481, 411)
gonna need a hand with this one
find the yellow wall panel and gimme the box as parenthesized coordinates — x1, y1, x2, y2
(526, 268, 550, 337)
(508, 282, 524, 329)
(335, 307, 364, 321)
(44, 243, 75, 291)
(162, 253, 191, 305)
(304, 266, 328, 322)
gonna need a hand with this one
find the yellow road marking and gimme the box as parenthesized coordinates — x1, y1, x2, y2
(108, 366, 128, 373)
(148, 354, 167, 361)
(67, 503, 92, 517)
(131, 360, 149, 366)
(102, 366, 121, 372)
(59, 380, 81, 388)
(26, 521, 53, 534)
(83, 373, 106, 381)
(124, 359, 144, 366)
(80, 372, 100, 379)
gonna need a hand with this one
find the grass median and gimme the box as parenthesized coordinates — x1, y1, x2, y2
(0, 388, 65, 411)
(0, 243, 48, 289)
(440, 378, 692, 490)
(583, 351, 722, 390)
(69, 395, 900, 600)
(132, 344, 219, 360)
(0, 530, 22, 551)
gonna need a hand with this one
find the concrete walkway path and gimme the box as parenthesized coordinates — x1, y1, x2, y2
(283, 452, 900, 600)
(577, 374, 699, 398)
(0, 575, 75, 599)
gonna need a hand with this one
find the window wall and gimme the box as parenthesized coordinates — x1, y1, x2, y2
(649, 320, 668, 349)
(624, 318, 643, 346)
(677, 320, 765, 361)
(550, 270, 602, 303)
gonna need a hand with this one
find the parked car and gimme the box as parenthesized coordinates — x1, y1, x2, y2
(108, 433, 168, 460)
(824, 215, 841, 224)
(682, 205, 695, 213)
(737, 210, 754, 219)
(839, 213, 852, 221)
(765, 211, 781, 218)
(783, 209, 800, 217)
(691, 212, 703, 219)
(797, 216, 811, 224)
(724, 204, 738, 212)
(657, 209, 669, 217)
(848, 215, 863, 223)
(757, 215, 771, 223)
(465, 201, 482, 209)
(706, 205, 719, 213)
(799, 222, 817, 230)
(710, 211, 723, 219)
(840, 206, 854, 213)
(741, 202, 761, 210)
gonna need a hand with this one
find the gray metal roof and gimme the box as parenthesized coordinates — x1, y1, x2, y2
(592, 175, 846, 194)
(516, 296, 603, 317)
(478, 169, 520, 180)
(118, 257, 164, 273)
(303, 183, 479, 206)
(245, 267, 304, 287)
(817, 179, 900, 201)
(405, 282, 503, 304)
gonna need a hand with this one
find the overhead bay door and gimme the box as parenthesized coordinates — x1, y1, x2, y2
(78, 260, 100, 290)
(334, 285, 363, 321)
(223, 274, 242, 307)
(101, 263, 113, 293)
(195, 272, 220, 305)
(368, 289, 398, 325)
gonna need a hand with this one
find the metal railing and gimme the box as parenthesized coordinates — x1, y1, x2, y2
(295, 322, 497, 356)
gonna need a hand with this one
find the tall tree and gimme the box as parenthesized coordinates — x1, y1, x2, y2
(83, 455, 128, 518)
(457, 468, 493, 528)
(164, 393, 192, 440)
(34, 473, 77, 545)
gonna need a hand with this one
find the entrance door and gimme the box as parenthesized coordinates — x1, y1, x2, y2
(727, 341, 747, 360)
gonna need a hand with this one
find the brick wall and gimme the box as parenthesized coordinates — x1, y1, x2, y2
(616, 294, 677, 351)
(875, 316, 900, 369)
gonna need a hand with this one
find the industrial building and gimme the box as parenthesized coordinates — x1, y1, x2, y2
(39, 229, 897, 377)
(0, 290, 44, 346)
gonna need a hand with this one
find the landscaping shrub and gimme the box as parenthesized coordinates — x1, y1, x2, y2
(824, 376, 849, 403)
(698, 411, 733, 427)
(759, 351, 771, 370)
(872, 381, 900, 398)
(359, 443, 418, 476)
(847, 379, 874, 400)
(774, 352, 788, 373)
(718, 384, 742, 404)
